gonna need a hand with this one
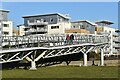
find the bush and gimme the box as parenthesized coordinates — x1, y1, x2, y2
(88, 51, 100, 60)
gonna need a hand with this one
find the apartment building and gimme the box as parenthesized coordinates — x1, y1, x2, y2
(0, 10, 13, 46)
(65, 20, 97, 34)
(95, 20, 119, 56)
(19, 12, 119, 56)
(114, 30, 120, 55)
(21, 13, 98, 35)
(17, 25, 25, 36)
(0, 10, 13, 37)
(22, 13, 71, 35)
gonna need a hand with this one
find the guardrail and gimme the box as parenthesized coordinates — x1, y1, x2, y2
(0, 34, 109, 50)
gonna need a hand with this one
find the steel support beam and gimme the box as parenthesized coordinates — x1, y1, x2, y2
(29, 61, 37, 70)
(83, 53, 87, 66)
(100, 48, 104, 66)
(35, 50, 47, 61)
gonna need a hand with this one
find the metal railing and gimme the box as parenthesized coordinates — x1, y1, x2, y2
(28, 21, 48, 26)
(0, 34, 109, 50)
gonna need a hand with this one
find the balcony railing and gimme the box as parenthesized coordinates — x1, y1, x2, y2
(1, 34, 109, 49)
(113, 44, 120, 48)
(28, 21, 48, 26)
(112, 32, 119, 36)
(113, 37, 120, 42)
(26, 28, 47, 33)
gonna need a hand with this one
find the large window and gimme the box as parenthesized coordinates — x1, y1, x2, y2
(59, 18, 62, 22)
(73, 26, 75, 28)
(80, 23, 85, 29)
(43, 18, 46, 22)
(80, 25, 85, 29)
(3, 24, 9, 27)
(50, 18, 54, 22)
(51, 26, 59, 29)
(3, 32, 9, 35)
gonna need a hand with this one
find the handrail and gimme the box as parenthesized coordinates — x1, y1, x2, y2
(0, 34, 109, 50)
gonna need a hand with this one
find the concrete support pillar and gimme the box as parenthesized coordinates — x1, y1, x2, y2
(83, 53, 87, 66)
(100, 49, 104, 66)
(29, 61, 37, 70)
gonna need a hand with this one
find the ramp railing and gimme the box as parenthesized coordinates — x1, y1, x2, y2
(0, 34, 109, 50)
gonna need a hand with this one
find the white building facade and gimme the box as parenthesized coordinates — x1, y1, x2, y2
(1, 21, 13, 36)
(18, 25, 25, 36)
(19, 13, 120, 56)
(22, 13, 71, 35)
(95, 20, 119, 56)
(0, 10, 13, 46)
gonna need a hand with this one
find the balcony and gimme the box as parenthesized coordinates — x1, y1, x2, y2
(113, 37, 120, 42)
(65, 29, 90, 34)
(38, 28, 47, 32)
(26, 28, 47, 34)
(112, 32, 119, 36)
(28, 21, 48, 26)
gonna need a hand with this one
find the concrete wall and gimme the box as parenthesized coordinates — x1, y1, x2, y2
(48, 22, 71, 34)
(2, 21, 13, 36)
(19, 25, 25, 36)
(1, 21, 13, 46)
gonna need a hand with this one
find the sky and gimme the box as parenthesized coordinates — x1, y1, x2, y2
(1, 2, 118, 29)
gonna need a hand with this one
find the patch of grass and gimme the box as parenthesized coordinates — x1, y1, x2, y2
(2, 66, 118, 78)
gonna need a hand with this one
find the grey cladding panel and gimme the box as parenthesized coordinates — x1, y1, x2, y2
(71, 22, 95, 34)
(0, 11, 8, 21)
(24, 15, 58, 26)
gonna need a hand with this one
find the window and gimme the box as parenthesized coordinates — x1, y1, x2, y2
(50, 18, 54, 22)
(81, 25, 85, 29)
(105, 30, 107, 32)
(4, 39, 8, 42)
(95, 27, 97, 31)
(73, 26, 75, 28)
(80, 23, 85, 29)
(59, 18, 62, 22)
(3, 24, 9, 27)
(41, 19, 44, 22)
(36, 19, 41, 23)
(3, 32, 9, 35)
(43, 19, 46, 22)
(51, 26, 59, 29)
(87, 24, 90, 28)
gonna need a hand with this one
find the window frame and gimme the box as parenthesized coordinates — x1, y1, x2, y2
(3, 24, 9, 27)
(50, 18, 54, 22)
(51, 26, 59, 29)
